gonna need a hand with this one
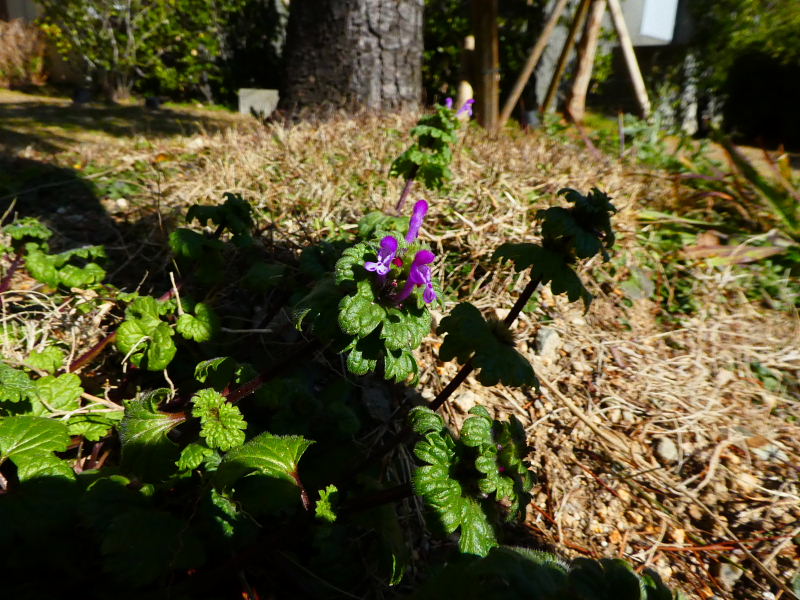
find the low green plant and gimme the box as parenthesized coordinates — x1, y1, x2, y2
(0, 106, 684, 599)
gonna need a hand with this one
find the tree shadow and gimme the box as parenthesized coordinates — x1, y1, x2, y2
(0, 154, 173, 293)
(0, 98, 242, 154)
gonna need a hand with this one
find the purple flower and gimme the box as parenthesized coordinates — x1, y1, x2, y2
(364, 235, 399, 276)
(394, 249, 436, 304)
(405, 199, 428, 243)
(456, 98, 475, 117)
(444, 97, 454, 109)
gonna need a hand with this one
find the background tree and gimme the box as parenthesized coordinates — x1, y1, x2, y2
(279, 0, 424, 112)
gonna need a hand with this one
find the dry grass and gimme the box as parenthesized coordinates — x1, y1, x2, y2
(2, 94, 798, 599)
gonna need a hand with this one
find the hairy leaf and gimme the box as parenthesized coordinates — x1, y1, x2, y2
(191, 388, 246, 451)
(32, 373, 83, 416)
(215, 432, 314, 488)
(118, 390, 185, 480)
(315, 484, 339, 523)
(0, 362, 34, 403)
(27, 346, 65, 374)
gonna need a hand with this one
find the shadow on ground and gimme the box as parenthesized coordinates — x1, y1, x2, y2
(0, 99, 239, 154)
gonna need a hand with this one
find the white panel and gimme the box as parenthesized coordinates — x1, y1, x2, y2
(639, 0, 679, 42)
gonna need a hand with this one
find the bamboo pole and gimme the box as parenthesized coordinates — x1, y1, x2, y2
(606, 0, 651, 117)
(566, 0, 607, 122)
(497, 0, 570, 129)
(471, 0, 500, 131)
(540, 0, 592, 115)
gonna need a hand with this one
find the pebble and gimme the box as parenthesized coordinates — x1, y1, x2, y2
(656, 438, 678, 462)
(536, 327, 562, 361)
(453, 391, 478, 414)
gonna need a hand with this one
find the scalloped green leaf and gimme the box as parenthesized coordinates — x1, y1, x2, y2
(0, 362, 34, 403)
(67, 411, 123, 441)
(0, 415, 73, 480)
(177, 302, 219, 342)
(32, 373, 83, 416)
(408, 406, 445, 435)
(191, 389, 246, 451)
(334, 242, 370, 284)
(380, 304, 431, 352)
(338, 281, 385, 338)
(176, 441, 215, 471)
(27, 346, 65, 374)
(315, 484, 339, 523)
(383, 348, 418, 383)
(3, 217, 52, 241)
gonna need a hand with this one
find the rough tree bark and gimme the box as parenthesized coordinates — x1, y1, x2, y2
(280, 0, 423, 113)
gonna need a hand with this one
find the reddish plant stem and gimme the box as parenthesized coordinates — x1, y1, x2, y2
(224, 340, 320, 404)
(67, 286, 181, 373)
(394, 165, 419, 214)
(0, 253, 23, 303)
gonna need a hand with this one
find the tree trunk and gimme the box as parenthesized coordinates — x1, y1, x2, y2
(280, 0, 423, 113)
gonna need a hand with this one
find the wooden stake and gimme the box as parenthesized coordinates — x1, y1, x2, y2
(606, 0, 651, 117)
(497, 0, 570, 129)
(540, 0, 592, 115)
(567, 0, 607, 123)
(471, 0, 499, 131)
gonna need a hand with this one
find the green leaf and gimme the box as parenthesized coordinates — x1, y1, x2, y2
(458, 497, 498, 556)
(380, 304, 431, 352)
(460, 407, 493, 448)
(118, 390, 185, 480)
(215, 432, 314, 488)
(3, 217, 52, 241)
(27, 346, 65, 373)
(32, 373, 83, 415)
(384, 348, 418, 383)
(0, 362, 34, 403)
(334, 242, 370, 285)
(176, 302, 219, 342)
(176, 441, 215, 471)
(357, 212, 409, 240)
(0, 415, 73, 480)
(494, 243, 592, 310)
(408, 406, 444, 435)
(24, 246, 59, 286)
(67, 411, 123, 441)
(438, 303, 537, 388)
(338, 281, 385, 338)
(194, 356, 237, 386)
(315, 484, 338, 523)
(568, 558, 645, 600)
(186, 193, 253, 243)
(344, 333, 382, 376)
(57, 261, 106, 288)
(116, 315, 176, 371)
(191, 388, 246, 451)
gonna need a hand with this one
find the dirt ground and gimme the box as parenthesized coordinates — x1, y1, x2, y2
(1, 89, 798, 599)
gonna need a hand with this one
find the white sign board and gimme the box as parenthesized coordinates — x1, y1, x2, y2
(639, 0, 679, 42)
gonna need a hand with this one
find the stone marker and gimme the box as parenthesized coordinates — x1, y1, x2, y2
(238, 88, 279, 119)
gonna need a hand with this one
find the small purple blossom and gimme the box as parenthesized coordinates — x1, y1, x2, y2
(364, 235, 399, 276)
(444, 97, 454, 109)
(394, 249, 436, 305)
(405, 199, 428, 243)
(456, 98, 475, 117)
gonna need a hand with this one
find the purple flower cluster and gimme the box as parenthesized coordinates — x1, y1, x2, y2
(443, 97, 475, 117)
(364, 199, 437, 305)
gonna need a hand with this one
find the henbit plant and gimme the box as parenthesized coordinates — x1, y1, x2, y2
(390, 97, 474, 212)
(0, 107, 682, 598)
